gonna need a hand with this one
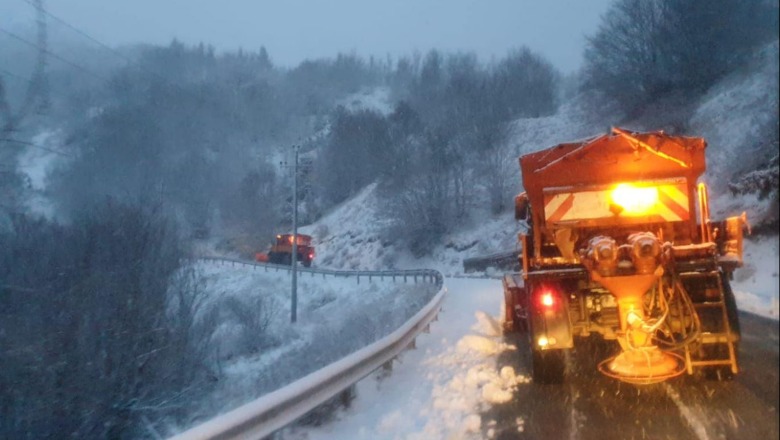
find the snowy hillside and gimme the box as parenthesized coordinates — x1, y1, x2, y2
(173, 260, 439, 433)
(691, 39, 779, 226)
(336, 86, 395, 116)
(297, 182, 519, 276)
(295, 45, 779, 319)
(179, 35, 780, 440)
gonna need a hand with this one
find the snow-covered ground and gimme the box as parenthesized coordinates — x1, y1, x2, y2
(11, 36, 777, 438)
(287, 277, 521, 440)
(183, 231, 775, 439)
(177, 260, 440, 431)
(336, 86, 395, 116)
(732, 235, 779, 319)
(15, 129, 64, 219)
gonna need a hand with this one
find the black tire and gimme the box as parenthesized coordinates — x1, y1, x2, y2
(531, 349, 566, 384)
(722, 274, 741, 336)
(303, 260, 311, 268)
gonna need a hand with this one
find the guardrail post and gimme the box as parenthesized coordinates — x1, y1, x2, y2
(383, 359, 393, 372)
(407, 338, 416, 349)
(404, 275, 407, 283)
(340, 385, 356, 409)
(357, 275, 360, 285)
(369, 275, 372, 282)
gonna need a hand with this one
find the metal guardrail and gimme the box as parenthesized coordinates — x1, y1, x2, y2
(195, 256, 443, 287)
(169, 258, 445, 440)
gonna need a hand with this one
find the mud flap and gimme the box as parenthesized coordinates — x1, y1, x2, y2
(502, 274, 527, 333)
(529, 294, 574, 351)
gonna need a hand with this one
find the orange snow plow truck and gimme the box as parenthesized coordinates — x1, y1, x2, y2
(503, 127, 749, 384)
(255, 234, 315, 267)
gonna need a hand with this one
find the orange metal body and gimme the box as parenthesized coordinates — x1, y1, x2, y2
(520, 127, 707, 260)
(507, 127, 745, 384)
(266, 233, 315, 266)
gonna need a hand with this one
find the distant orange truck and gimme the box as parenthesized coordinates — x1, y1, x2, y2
(256, 233, 315, 267)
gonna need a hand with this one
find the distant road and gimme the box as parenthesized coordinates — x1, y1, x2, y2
(490, 311, 779, 439)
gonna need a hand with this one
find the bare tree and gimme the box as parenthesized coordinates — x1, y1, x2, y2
(0, 201, 217, 438)
(582, 0, 778, 118)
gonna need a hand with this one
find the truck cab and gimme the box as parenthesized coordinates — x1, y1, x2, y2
(258, 233, 315, 267)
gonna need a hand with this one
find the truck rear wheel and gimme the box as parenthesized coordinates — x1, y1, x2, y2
(531, 349, 566, 384)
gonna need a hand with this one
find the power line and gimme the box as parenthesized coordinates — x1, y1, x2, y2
(0, 27, 107, 81)
(0, 68, 29, 82)
(0, 138, 73, 157)
(19, 0, 135, 67)
(14, 0, 173, 85)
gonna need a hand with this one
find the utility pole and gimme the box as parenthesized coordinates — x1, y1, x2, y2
(290, 145, 300, 323)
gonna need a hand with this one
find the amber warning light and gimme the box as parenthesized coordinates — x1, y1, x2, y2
(610, 183, 659, 215)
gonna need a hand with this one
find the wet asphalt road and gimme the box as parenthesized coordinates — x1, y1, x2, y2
(486, 312, 779, 440)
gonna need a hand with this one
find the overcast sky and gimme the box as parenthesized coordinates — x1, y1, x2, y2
(1, 0, 612, 73)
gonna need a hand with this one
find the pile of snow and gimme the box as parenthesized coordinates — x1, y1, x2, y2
(732, 235, 779, 319)
(296, 278, 528, 440)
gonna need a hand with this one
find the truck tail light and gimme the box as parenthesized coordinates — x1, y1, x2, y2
(538, 288, 556, 309)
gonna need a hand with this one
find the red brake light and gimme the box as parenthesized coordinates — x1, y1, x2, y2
(538, 288, 556, 308)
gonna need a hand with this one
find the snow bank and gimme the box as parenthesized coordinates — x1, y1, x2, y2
(297, 278, 529, 440)
(732, 235, 780, 319)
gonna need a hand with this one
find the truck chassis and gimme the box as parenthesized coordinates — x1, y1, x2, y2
(503, 128, 748, 384)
